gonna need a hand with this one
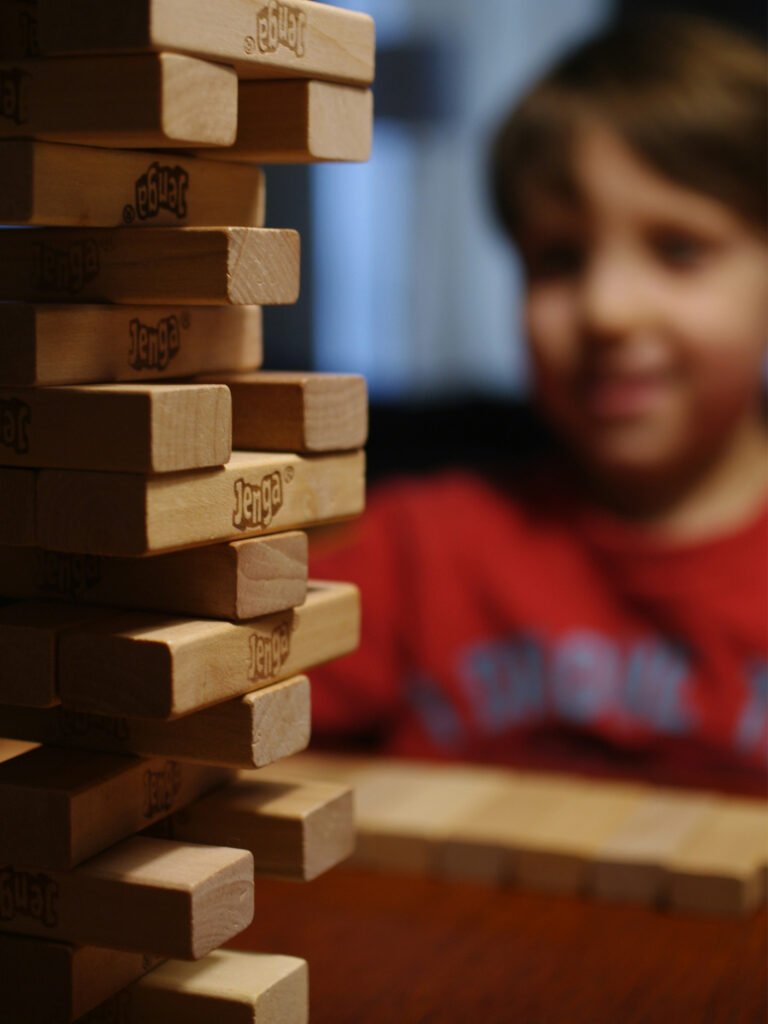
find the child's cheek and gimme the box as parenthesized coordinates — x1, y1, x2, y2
(524, 285, 580, 377)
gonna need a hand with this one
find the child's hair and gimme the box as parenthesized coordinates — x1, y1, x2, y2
(491, 14, 768, 242)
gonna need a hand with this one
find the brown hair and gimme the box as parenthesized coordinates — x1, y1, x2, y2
(491, 14, 768, 241)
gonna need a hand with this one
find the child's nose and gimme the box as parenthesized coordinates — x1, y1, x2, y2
(579, 250, 649, 341)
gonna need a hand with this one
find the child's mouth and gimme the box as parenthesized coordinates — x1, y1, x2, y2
(581, 371, 671, 420)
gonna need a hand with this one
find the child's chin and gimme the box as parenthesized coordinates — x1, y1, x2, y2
(575, 427, 688, 483)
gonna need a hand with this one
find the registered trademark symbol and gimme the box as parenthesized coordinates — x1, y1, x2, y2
(122, 204, 135, 225)
(243, 35, 256, 54)
(180, 310, 191, 330)
(284, 466, 294, 483)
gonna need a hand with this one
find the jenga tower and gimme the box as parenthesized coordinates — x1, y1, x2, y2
(0, 1, 374, 1020)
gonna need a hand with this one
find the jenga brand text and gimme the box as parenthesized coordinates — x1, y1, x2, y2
(128, 315, 181, 371)
(32, 240, 99, 294)
(59, 708, 131, 743)
(0, 397, 30, 454)
(248, 623, 291, 681)
(0, 868, 58, 928)
(143, 761, 182, 818)
(0, 67, 27, 123)
(257, 1, 307, 57)
(40, 551, 101, 599)
(233, 472, 284, 531)
(129, 162, 189, 222)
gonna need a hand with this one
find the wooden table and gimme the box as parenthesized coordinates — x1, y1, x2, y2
(233, 868, 767, 1023)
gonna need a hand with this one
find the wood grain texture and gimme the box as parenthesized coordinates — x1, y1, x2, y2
(0, 934, 162, 1024)
(38, 0, 375, 85)
(0, 836, 254, 958)
(0, 532, 308, 620)
(0, 304, 263, 388)
(38, 450, 365, 556)
(0, 675, 312, 768)
(58, 581, 360, 718)
(0, 139, 266, 226)
(197, 371, 368, 452)
(0, 467, 36, 546)
(0, 383, 231, 472)
(151, 773, 354, 880)
(0, 601, 113, 707)
(201, 80, 373, 163)
(0, 743, 229, 867)
(0, 53, 237, 147)
(77, 950, 308, 1024)
(0, 227, 299, 305)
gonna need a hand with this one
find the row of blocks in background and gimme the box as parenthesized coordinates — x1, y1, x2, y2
(280, 754, 768, 918)
(0, 2, 377, 1020)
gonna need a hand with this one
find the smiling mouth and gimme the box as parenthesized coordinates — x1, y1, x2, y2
(580, 371, 672, 419)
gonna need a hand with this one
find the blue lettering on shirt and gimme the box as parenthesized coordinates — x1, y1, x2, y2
(734, 659, 768, 758)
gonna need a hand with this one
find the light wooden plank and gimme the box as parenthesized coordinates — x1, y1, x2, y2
(76, 950, 308, 1024)
(0, 602, 114, 708)
(0, 53, 237, 147)
(0, 227, 299, 305)
(0, 737, 38, 763)
(0, 467, 36, 546)
(0, 140, 266, 226)
(0, 532, 308, 620)
(0, 383, 231, 472)
(38, 449, 365, 556)
(592, 791, 719, 905)
(0, 836, 254, 958)
(0, 675, 312, 768)
(0, 304, 263, 388)
(201, 80, 373, 163)
(0, 744, 229, 867)
(38, 0, 375, 85)
(0, 934, 162, 1024)
(665, 802, 768, 915)
(196, 371, 368, 452)
(58, 581, 360, 718)
(150, 774, 354, 880)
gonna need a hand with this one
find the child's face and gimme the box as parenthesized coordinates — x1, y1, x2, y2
(521, 123, 768, 488)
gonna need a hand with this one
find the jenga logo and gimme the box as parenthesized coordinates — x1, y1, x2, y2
(40, 551, 101, 599)
(0, 67, 28, 123)
(0, 398, 30, 454)
(0, 868, 58, 928)
(233, 471, 285, 531)
(248, 623, 291, 681)
(143, 761, 182, 818)
(58, 708, 131, 743)
(255, 1, 307, 57)
(32, 240, 99, 294)
(128, 315, 181, 371)
(124, 162, 189, 223)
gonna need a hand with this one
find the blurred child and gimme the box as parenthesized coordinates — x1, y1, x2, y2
(309, 14, 768, 792)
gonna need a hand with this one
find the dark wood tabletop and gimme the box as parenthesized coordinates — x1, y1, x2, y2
(233, 867, 768, 1024)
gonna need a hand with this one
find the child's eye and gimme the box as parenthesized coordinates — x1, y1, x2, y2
(650, 231, 711, 269)
(526, 242, 585, 280)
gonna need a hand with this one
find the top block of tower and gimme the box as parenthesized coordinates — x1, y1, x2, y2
(36, 0, 375, 86)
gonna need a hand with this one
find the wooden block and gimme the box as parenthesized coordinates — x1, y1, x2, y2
(0, 744, 229, 867)
(0, 304, 263, 388)
(196, 371, 368, 452)
(201, 80, 373, 163)
(58, 581, 360, 718)
(665, 802, 768, 915)
(0, 227, 299, 305)
(0, 532, 308, 620)
(0, 53, 237, 147)
(0, 738, 38, 763)
(76, 950, 308, 1024)
(150, 774, 354, 880)
(0, 836, 254, 958)
(0, 140, 266, 227)
(0, 383, 231, 472)
(0, 602, 113, 707)
(38, 0, 375, 86)
(0, 1, 39, 60)
(592, 792, 719, 905)
(38, 449, 364, 556)
(0, 675, 312, 768)
(0, 934, 162, 1024)
(0, 467, 36, 545)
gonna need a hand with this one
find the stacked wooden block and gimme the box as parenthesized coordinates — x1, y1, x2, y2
(0, 1, 374, 1020)
(272, 754, 768, 917)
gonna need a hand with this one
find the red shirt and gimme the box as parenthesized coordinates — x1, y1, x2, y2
(310, 469, 768, 794)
